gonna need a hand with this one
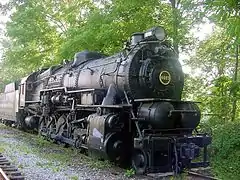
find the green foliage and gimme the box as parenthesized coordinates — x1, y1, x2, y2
(183, 28, 239, 124)
(0, 144, 6, 153)
(181, 2, 240, 176)
(205, 0, 240, 42)
(35, 135, 53, 147)
(59, 0, 175, 58)
(182, 74, 206, 101)
(70, 176, 78, 180)
(187, 29, 235, 78)
(0, 0, 203, 85)
(211, 122, 240, 179)
(124, 168, 135, 178)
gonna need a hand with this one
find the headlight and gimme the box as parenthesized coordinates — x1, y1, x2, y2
(144, 26, 166, 41)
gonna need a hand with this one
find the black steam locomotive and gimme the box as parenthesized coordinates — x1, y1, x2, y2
(0, 27, 211, 174)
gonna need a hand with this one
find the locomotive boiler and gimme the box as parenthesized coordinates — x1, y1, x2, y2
(0, 26, 211, 174)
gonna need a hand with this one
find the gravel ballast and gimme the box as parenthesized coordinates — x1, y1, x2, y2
(0, 124, 209, 180)
(0, 124, 149, 180)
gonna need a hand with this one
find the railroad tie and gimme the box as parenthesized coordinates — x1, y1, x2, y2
(0, 154, 24, 180)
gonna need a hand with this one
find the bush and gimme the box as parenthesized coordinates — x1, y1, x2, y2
(211, 122, 240, 180)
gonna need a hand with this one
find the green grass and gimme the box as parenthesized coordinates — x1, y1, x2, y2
(124, 168, 135, 178)
(70, 175, 78, 180)
(0, 144, 6, 153)
(18, 163, 24, 169)
(210, 122, 240, 180)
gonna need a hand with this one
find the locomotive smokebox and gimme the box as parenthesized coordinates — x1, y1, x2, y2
(137, 102, 175, 129)
(25, 116, 39, 129)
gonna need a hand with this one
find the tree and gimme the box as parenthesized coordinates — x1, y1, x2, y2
(184, 28, 239, 124)
(205, 0, 240, 121)
(0, 0, 204, 85)
(0, 0, 96, 83)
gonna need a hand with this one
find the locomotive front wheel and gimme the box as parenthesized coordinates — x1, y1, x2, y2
(131, 149, 148, 174)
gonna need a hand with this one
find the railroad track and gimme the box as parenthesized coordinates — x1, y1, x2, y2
(0, 153, 24, 180)
(1, 124, 217, 180)
(188, 170, 219, 180)
(145, 168, 218, 180)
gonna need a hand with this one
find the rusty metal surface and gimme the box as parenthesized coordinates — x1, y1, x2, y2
(187, 170, 219, 180)
(0, 168, 9, 180)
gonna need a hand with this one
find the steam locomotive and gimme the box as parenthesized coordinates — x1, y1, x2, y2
(0, 27, 211, 174)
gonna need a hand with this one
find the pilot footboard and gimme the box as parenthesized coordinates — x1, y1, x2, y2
(132, 131, 211, 174)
